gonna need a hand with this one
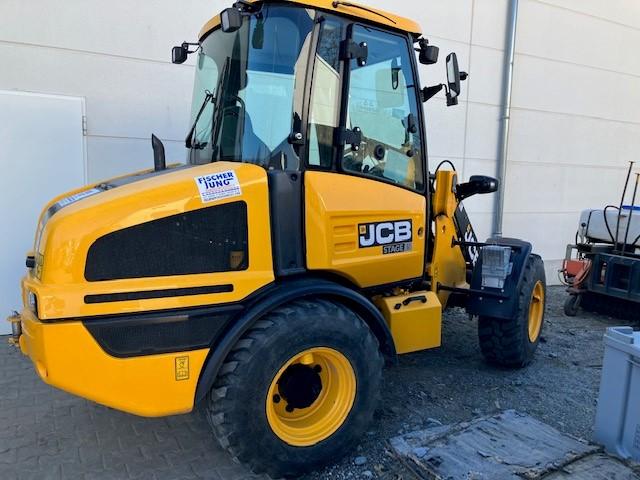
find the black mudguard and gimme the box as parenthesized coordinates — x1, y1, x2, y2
(194, 277, 396, 403)
(465, 237, 533, 320)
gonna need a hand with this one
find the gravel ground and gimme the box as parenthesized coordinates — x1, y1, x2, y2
(2, 286, 633, 479)
(303, 286, 636, 480)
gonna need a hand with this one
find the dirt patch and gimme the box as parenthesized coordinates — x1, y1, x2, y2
(303, 286, 636, 480)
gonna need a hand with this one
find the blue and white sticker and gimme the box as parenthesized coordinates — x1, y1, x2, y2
(194, 170, 242, 203)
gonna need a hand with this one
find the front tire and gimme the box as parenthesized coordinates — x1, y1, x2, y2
(207, 299, 383, 478)
(478, 254, 546, 368)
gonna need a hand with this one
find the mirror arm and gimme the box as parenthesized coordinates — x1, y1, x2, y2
(446, 91, 458, 107)
(421, 84, 444, 103)
(232, 0, 260, 12)
(181, 42, 200, 55)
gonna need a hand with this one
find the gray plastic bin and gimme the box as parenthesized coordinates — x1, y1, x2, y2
(594, 326, 640, 461)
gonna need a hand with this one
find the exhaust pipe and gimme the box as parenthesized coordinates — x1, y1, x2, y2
(152, 134, 166, 171)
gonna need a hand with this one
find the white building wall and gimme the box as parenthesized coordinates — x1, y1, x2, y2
(505, 0, 640, 280)
(1, 0, 638, 284)
(366, 0, 509, 245)
(0, 0, 219, 180)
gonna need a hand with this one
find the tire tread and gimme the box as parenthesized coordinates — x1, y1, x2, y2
(207, 298, 383, 478)
(478, 254, 545, 368)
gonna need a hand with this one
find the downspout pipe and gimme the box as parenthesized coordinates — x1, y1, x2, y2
(493, 0, 519, 236)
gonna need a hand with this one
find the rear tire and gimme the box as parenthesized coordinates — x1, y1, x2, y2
(206, 299, 383, 478)
(478, 254, 546, 368)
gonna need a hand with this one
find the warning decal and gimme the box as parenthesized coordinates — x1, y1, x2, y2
(194, 170, 242, 203)
(175, 356, 189, 381)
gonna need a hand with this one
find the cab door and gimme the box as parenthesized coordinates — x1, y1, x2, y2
(305, 20, 427, 288)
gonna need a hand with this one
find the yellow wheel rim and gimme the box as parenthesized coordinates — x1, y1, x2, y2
(266, 347, 356, 447)
(528, 281, 545, 342)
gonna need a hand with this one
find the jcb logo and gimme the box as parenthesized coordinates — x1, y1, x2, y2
(358, 220, 412, 248)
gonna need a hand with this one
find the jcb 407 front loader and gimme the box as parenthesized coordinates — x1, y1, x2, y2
(9, 0, 546, 477)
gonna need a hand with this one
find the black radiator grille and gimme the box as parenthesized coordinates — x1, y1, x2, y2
(85, 201, 248, 281)
(84, 312, 234, 357)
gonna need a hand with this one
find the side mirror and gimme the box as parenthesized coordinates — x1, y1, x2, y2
(456, 175, 499, 201)
(252, 15, 264, 49)
(418, 39, 439, 65)
(445, 52, 469, 106)
(446, 53, 461, 106)
(172, 42, 199, 64)
(172, 44, 188, 64)
(221, 7, 243, 33)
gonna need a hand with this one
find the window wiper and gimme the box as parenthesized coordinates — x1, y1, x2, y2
(210, 58, 231, 161)
(185, 90, 214, 149)
(331, 1, 396, 24)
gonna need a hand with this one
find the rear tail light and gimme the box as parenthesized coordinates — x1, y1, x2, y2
(27, 291, 38, 316)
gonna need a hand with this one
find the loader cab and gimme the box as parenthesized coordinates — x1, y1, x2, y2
(182, 2, 440, 287)
(185, 2, 428, 191)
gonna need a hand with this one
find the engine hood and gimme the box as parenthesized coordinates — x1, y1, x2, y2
(36, 164, 187, 243)
(27, 161, 273, 319)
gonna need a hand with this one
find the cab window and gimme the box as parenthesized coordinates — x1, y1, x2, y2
(307, 18, 344, 168)
(188, 5, 314, 169)
(342, 26, 425, 191)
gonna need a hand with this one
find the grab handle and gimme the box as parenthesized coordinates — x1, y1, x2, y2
(394, 295, 428, 310)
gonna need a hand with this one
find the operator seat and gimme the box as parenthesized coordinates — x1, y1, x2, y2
(218, 106, 271, 165)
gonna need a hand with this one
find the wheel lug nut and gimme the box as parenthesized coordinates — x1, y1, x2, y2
(273, 394, 280, 404)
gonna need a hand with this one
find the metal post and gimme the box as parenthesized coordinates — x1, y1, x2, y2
(615, 161, 634, 249)
(621, 173, 639, 256)
(493, 0, 519, 237)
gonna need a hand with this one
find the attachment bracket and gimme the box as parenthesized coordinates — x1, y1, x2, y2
(341, 39, 368, 66)
(336, 127, 363, 151)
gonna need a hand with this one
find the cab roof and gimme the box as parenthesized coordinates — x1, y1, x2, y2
(199, 0, 422, 40)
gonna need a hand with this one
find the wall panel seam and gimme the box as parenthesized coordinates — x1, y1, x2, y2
(0, 39, 197, 69)
(530, 0, 640, 33)
(514, 51, 640, 80)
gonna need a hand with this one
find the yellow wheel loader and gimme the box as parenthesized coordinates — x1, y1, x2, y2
(9, 0, 546, 477)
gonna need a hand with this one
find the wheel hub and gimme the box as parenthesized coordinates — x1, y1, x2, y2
(265, 347, 356, 447)
(528, 281, 545, 342)
(277, 363, 322, 410)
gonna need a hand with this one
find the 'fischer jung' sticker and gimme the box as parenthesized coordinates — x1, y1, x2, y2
(194, 170, 242, 203)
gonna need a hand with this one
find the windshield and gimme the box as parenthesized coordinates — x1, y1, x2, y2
(188, 5, 314, 168)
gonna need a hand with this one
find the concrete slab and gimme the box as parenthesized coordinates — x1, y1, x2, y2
(390, 410, 639, 479)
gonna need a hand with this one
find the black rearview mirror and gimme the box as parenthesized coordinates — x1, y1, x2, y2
(446, 53, 461, 105)
(172, 45, 188, 64)
(456, 175, 499, 201)
(391, 58, 400, 90)
(221, 8, 243, 33)
(252, 16, 264, 49)
(172, 42, 199, 64)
